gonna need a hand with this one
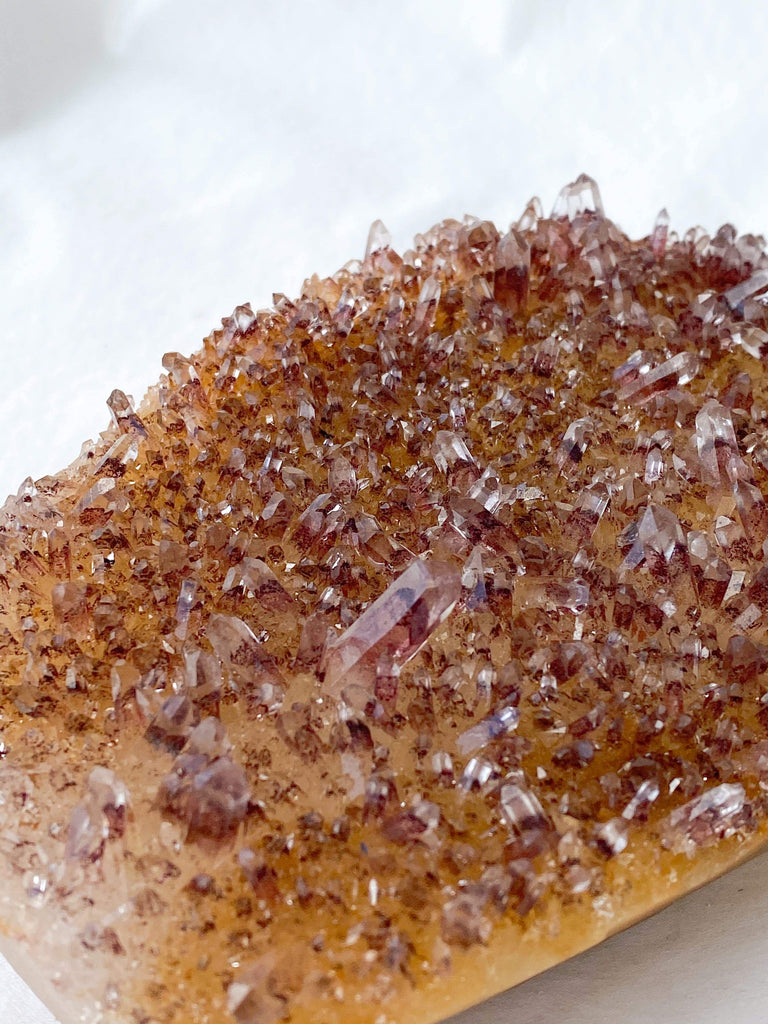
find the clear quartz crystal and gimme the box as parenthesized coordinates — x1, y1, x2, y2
(694, 399, 741, 487)
(551, 173, 604, 219)
(644, 447, 664, 483)
(555, 417, 591, 472)
(493, 229, 530, 311)
(724, 269, 768, 309)
(623, 504, 686, 570)
(661, 784, 746, 856)
(365, 218, 392, 258)
(457, 705, 520, 755)
(106, 388, 146, 435)
(499, 779, 549, 832)
(617, 351, 699, 403)
(175, 578, 197, 639)
(322, 559, 461, 693)
(433, 430, 475, 472)
(651, 208, 670, 259)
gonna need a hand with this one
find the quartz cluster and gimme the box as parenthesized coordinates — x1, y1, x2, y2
(1, 175, 768, 1024)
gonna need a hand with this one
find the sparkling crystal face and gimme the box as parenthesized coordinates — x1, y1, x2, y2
(2, 176, 768, 1024)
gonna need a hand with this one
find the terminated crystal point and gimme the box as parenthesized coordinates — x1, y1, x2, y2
(222, 558, 293, 609)
(499, 779, 549, 833)
(661, 784, 747, 856)
(458, 756, 495, 792)
(622, 778, 660, 820)
(162, 351, 198, 386)
(145, 694, 197, 751)
(644, 447, 664, 484)
(365, 218, 392, 258)
(694, 398, 741, 488)
(688, 530, 731, 605)
(555, 416, 592, 472)
(159, 745, 250, 839)
(175, 578, 197, 639)
(623, 503, 687, 571)
(513, 576, 590, 615)
(493, 228, 530, 311)
(617, 350, 699, 403)
(551, 173, 604, 220)
(410, 274, 441, 335)
(106, 387, 147, 436)
(433, 430, 474, 472)
(66, 767, 129, 861)
(457, 705, 520, 756)
(516, 195, 543, 232)
(566, 480, 610, 543)
(322, 559, 461, 695)
(206, 614, 266, 685)
(327, 452, 357, 498)
(594, 818, 629, 857)
(651, 207, 670, 258)
(230, 303, 256, 333)
(724, 268, 768, 310)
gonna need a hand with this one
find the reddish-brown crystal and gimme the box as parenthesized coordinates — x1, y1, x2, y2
(2, 178, 768, 1024)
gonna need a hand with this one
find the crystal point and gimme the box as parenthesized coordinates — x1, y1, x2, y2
(551, 173, 604, 220)
(322, 559, 461, 695)
(661, 784, 747, 856)
(106, 388, 147, 436)
(499, 779, 549, 833)
(651, 207, 670, 258)
(694, 398, 741, 487)
(493, 229, 530, 311)
(365, 218, 392, 258)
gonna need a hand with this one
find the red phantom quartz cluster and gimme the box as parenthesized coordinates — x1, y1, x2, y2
(1, 175, 768, 1024)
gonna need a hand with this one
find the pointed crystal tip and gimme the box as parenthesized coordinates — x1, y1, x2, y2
(365, 218, 392, 258)
(551, 173, 604, 220)
(322, 559, 461, 695)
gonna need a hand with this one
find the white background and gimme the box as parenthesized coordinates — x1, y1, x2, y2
(2, 1, 768, 1021)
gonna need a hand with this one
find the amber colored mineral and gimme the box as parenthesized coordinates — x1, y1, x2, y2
(4, 175, 768, 1024)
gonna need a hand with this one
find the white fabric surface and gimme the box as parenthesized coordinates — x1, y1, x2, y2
(1, 1, 768, 1021)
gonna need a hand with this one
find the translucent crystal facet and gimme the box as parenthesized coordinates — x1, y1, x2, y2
(694, 399, 741, 487)
(661, 785, 746, 856)
(551, 172, 604, 219)
(650, 207, 670, 259)
(493, 229, 530, 311)
(322, 559, 461, 694)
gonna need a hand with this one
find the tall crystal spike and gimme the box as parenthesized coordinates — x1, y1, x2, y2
(322, 559, 461, 695)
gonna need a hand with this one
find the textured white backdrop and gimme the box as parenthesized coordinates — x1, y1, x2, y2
(2, 1, 768, 1021)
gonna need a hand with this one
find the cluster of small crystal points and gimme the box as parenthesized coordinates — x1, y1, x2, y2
(3, 175, 768, 1023)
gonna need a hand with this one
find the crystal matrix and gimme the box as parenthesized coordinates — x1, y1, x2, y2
(3, 176, 768, 1024)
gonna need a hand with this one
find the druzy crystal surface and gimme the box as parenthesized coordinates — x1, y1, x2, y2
(3, 176, 768, 1024)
